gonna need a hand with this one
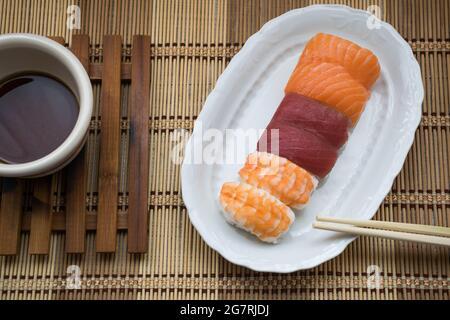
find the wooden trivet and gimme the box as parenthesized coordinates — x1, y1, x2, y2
(0, 35, 151, 256)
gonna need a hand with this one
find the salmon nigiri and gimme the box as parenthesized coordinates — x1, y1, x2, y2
(285, 61, 370, 125)
(239, 152, 317, 209)
(219, 182, 294, 243)
(295, 33, 381, 89)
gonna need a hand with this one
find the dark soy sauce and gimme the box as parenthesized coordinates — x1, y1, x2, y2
(0, 73, 79, 164)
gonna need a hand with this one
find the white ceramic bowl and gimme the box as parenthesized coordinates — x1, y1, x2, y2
(181, 5, 424, 272)
(0, 34, 93, 177)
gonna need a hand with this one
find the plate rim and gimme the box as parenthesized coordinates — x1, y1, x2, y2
(181, 4, 424, 273)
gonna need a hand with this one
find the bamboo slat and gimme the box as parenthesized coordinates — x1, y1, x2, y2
(26, 36, 65, 255)
(96, 35, 122, 253)
(0, 179, 24, 255)
(29, 176, 53, 254)
(65, 34, 90, 254)
(127, 35, 151, 253)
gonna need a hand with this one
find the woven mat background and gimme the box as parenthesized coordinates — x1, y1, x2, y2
(0, 0, 449, 300)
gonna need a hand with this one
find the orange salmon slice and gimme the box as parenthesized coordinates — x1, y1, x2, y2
(285, 61, 370, 125)
(296, 33, 381, 89)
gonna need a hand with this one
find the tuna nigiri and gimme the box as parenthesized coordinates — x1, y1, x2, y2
(266, 93, 351, 148)
(219, 182, 295, 243)
(239, 152, 317, 209)
(259, 125, 338, 178)
(285, 61, 370, 125)
(296, 33, 381, 89)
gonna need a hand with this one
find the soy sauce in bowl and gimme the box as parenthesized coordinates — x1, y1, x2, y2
(0, 73, 79, 164)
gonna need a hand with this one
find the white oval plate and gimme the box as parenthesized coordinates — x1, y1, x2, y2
(181, 5, 423, 272)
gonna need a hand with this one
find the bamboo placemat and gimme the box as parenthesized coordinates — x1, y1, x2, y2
(0, 0, 449, 300)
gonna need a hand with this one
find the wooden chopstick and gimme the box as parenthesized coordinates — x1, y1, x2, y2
(316, 216, 450, 237)
(313, 217, 450, 247)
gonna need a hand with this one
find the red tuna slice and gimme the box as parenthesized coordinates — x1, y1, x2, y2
(268, 93, 351, 148)
(258, 125, 338, 178)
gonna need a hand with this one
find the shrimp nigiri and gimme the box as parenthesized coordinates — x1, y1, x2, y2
(219, 182, 294, 243)
(239, 152, 317, 209)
